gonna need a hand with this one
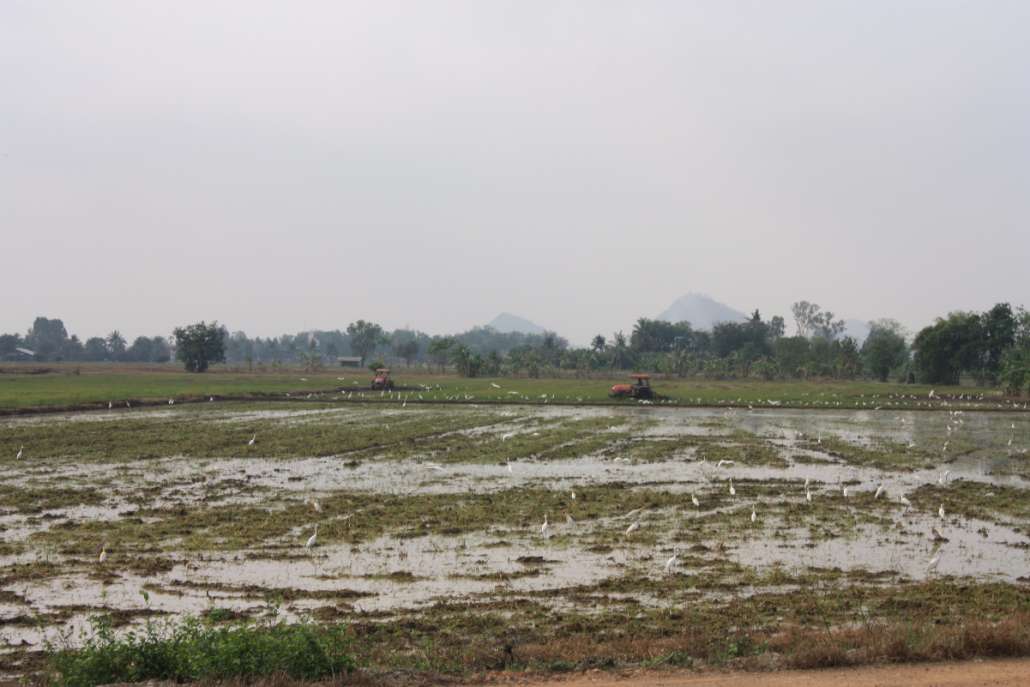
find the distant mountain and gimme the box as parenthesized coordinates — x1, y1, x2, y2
(487, 312, 546, 335)
(657, 293, 748, 330)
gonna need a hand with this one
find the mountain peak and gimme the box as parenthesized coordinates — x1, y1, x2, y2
(657, 293, 748, 330)
(487, 312, 546, 335)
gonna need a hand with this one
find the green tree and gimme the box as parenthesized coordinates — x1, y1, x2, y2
(173, 321, 226, 373)
(979, 303, 1016, 384)
(591, 334, 606, 353)
(427, 336, 455, 372)
(106, 330, 127, 361)
(83, 337, 108, 361)
(861, 320, 909, 382)
(912, 312, 983, 385)
(346, 320, 387, 362)
(26, 316, 69, 360)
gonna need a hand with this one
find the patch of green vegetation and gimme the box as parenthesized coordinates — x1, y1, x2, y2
(0, 405, 503, 465)
(911, 481, 1030, 523)
(1, 363, 1013, 413)
(346, 580, 1030, 675)
(0, 485, 105, 513)
(45, 611, 354, 687)
(799, 435, 937, 471)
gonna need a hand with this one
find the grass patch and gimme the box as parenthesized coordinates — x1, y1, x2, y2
(45, 611, 354, 687)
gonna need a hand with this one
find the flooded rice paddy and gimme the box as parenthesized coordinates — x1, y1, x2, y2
(1, 401, 1028, 675)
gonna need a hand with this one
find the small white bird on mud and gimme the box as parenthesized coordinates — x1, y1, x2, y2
(938, 504, 946, 519)
(750, 506, 757, 523)
(729, 480, 736, 497)
(927, 550, 941, 574)
(540, 514, 550, 537)
(691, 493, 700, 508)
(168, 398, 174, 405)
(806, 489, 813, 503)
(248, 434, 256, 446)
(625, 520, 640, 535)
(16, 446, 23, 460)
(305, 525, 319, 548)
(664, 554, 678, 572)
(874, 484, 885, 499)
(501, 432, 515, 441)
(98, 543, 108, 564)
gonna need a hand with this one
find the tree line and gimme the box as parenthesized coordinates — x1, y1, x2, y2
(3, 301, 1027, 394)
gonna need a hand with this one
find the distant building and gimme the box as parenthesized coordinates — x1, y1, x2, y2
(337, 356, 362, 368)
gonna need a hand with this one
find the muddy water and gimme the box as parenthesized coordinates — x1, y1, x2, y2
(2, 403, 1029, 665)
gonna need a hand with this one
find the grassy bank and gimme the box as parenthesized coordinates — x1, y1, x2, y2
(0, 363, 1015, 413)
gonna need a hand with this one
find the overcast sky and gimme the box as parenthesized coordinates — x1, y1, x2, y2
(2, 1, 1027, 344)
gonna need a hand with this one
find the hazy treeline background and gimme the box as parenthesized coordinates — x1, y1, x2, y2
(2, 301, 1028, 393)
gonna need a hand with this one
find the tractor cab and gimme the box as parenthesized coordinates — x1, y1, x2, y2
(609, 374, 655, 400)
(371, 368, 394, 391)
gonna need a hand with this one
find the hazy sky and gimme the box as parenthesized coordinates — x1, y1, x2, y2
(3, 1, 1027, 344)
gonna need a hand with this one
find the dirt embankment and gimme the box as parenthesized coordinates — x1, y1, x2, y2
(473, 659, 1030, 687)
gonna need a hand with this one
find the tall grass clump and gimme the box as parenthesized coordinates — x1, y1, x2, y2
(46, 612, 355, 687)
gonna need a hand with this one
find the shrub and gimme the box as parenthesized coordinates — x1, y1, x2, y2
(46, 613, 355, 687)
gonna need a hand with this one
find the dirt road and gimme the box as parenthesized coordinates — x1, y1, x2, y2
(475, 659, 1030, 687)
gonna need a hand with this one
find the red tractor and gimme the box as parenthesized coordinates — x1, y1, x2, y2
(371, 368, 394, 391)
(609, 373, 655, 400)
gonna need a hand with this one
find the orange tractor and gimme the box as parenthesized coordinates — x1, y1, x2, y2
(371, 368, 394, 391)
(609, 373, 655, 400)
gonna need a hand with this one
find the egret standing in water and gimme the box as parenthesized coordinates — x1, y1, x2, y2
(691, 493, 700, 508)
(248, 434, 256, 446)
(305, 525, 319, 549)
(16, 446, 23, 460)
(729, 480, 736, 497)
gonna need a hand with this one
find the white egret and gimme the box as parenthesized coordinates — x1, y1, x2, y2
(501, 432, 515, 441)
(938, 504, 946, 519)
(310, 499, 323, 514)
(926, 551, 941, 573)
(248, 434, 256, 446)
(16, 445, 23, 460)
(98, 543, 108, 564)
(899, 494, 912, 513)
(874, 484, 885, 499)
(305, 525, 319, 548)
(570, 490, 576, 500)
(108, 401, 113, 409)
(806, 489, 813, 503)
(625, 520, 640, 535)
(729, 480, 736, 497)
(490, 383, 501, 389)
(842, 487, 849, 499)
(506, 462, 513, 474)
(209, 397, 214, 402)
(540, 514, 550, 537)
(168, 398, 174, 405)
(750, 506, 757, 523)
(664, 554, 678, 572)
(717, 459, 734, 468)
(804, 477, 810, 489)
(691, 493, 700, 508)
